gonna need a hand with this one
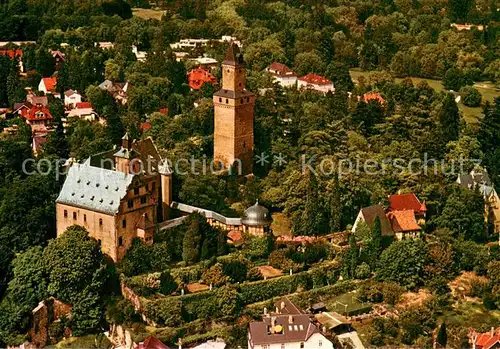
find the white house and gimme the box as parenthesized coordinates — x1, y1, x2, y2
(64, 90, 82, 108)
(67, 102, 99, 122)
(38, 76, 60, 98)
(297, 73, 334, 94)
(265, 62, 297, 88)
(248, 314, 334, 349)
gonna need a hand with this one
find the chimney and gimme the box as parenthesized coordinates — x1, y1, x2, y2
(288, 315, 293, 324)
(281, 301, 285, 310)
(263, 307, 267, 316)
(322, 326, 327, 334)
(491, 327, 495, 336)
(275, 306, 279, 314)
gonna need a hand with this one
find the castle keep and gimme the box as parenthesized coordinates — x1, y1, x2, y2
(213, 43, 255, 175)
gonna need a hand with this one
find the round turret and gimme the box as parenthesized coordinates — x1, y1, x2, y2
(241, 201, 272, 227)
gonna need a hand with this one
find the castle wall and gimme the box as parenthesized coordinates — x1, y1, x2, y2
(56, 203, 118, 260)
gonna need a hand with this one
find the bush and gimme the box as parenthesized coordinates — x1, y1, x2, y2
(160, 271, 178, 295)
(355, 263, 371, 279)
(483, 293, 497, 310)
(268, 250, 302, 273)
(246, 267, 263, 281)
(202, 263, 229, 287)
(460, 86, 482, 107)
(220, 255, 249, 283)
(143, 297, 183, 327)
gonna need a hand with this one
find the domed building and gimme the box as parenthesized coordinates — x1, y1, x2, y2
(241, 201, 272, 236)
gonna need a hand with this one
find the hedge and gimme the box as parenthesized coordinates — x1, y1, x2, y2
(128, 262, 342, 325)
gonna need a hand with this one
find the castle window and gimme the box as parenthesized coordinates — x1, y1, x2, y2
(141, 197, 147, 204)
(134, 187, 139, 195)
(225, 99, 228, 104)
(84, 214, 87, 222)
(239, 82, 242, 87)
(227, 69, 230, 73)
(64, 210, 68, 218)
(119, 236, 123, 246)
(246, 97, 250, 102)
(128, 200, 133, 208)
(243, 141, 246, 148)
(219, 97, 222, 103)
(122, 219, 126, 228)
(97, 239, 101, 246)
(73, 212, 77, 220)
(99, 218, 103, 226)
(152, 182, 156, 191)
(240, 98, 243, 103)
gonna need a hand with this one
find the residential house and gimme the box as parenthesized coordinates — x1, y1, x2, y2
(51, 50, 65, 70)
(192, 340, 226, 349)
(451, 23, 485, 31)
(351, 193, 426, 240)
(132, 45, 147, 62)
(297, 73, 334, 94)
(27, 93, 49, 107)
(137, 336, 171, 349)
(0, 48, 24, 72)
(248, 311, 334, 349)
(469, 327, 500, 349)
(359, 92, 385, 105)
(189, 56, 218, 69)
(67, 102, 99, 122)
(457, 168, 500, 233)
(56, 135, 172, 262)
(24, 104, 53, 131)
(38, 76, 60, 98)
(99, 79, 129, 104)
(169, 36, 242, 51)
(388, 193, 427, 225)
(387, 210, 422, 240)
(64, 90, 82, 108)
(187, 67, 217, 90)
(265, 62, 298, 88)
(351, 204, 394, 237)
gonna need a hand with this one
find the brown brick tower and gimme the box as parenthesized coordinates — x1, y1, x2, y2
(213, 43, 255, 175)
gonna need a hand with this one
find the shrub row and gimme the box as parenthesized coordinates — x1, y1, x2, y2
(138, 263, 341, 326)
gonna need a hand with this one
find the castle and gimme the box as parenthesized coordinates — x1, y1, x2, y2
(55, 44, 261, 262)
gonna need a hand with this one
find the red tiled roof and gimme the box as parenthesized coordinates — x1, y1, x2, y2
(387, 210, 421, 232)
(137, 336, 170, 349)
(298, 73, 332, 85)
(388, 193, 426, 214)
(76, 102, 92, 109)
(159, 107, 168, 114)
(41, 77, 57, 92)
(0, 49, 22, 59)
(140, 122, 152, 132)
(266, 62, 296, 76)
(227, 230, 243, 244)
(187, 67, 217, 90)
(363, 92, 385, 104)
(26, 105, 53, 121)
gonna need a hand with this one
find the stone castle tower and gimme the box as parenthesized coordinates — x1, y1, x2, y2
(213, 43, 255, 175)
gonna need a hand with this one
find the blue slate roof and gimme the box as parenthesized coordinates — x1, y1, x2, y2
(56, 163, 134, 215)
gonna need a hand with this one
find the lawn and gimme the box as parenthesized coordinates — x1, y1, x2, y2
(441, 301, 500, 328)
(349, 68, 500, 123)
(132, 8, 166, 20)
(324, 291, 372, 316)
